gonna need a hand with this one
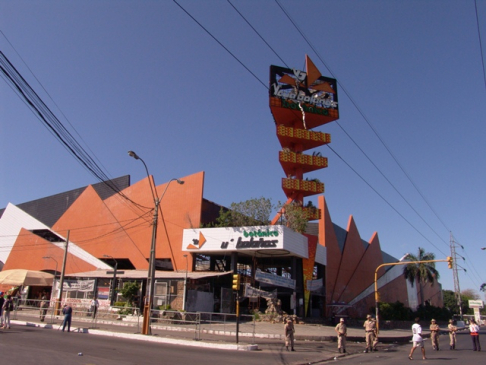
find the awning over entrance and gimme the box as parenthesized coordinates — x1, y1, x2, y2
(65, 269, 231, 280)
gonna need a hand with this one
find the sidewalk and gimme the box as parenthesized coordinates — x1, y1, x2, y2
(10, 310, 413, 364)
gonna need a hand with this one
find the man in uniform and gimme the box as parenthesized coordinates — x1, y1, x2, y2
(447, 319, 457, 350)
(429, 319, 440, 350)
(335, 317, 347, 353)
(363, 314, 378, 352)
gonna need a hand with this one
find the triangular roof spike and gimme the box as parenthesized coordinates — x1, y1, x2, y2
(305, 55, 322, 86)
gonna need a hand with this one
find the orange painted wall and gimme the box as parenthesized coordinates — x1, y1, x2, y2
(317, 195, 442, 317)
(4, 228, 98, 274)
(4, 171, 205, 275)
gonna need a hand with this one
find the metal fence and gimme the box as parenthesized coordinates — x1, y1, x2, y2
(11, 298, 141, 331)
(147, 310, 256, 342)
(10, 299, 256, 343)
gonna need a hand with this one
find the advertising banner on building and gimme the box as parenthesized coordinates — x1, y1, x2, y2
(255, 269, 296, 290)
(269, 55, 339, 129)
(182, 225, 308, 258)
(55, 279, 95, 292)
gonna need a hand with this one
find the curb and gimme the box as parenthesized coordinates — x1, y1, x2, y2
(13, 320, 259, 351)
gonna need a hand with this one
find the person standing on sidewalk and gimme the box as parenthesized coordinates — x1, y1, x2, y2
(284, 317, 295, 351)
(335, 318, 347, 353)
(0, 292, 4, 328)
(429, 319, 440, 350)
(39, 292, 49, 322)
(447, 319, 457, 350)
(2, 295, 14, 329)
(61, 304, 73, 332)
(469, 318, 481, 351)
(90, 297, 99, 319)
(363, 314, 378, 352)
(409, 317, 426, 360)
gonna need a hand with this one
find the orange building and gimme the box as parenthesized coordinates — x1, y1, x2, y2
(0, 56, 443, 318)
(0, 172, 442, 317)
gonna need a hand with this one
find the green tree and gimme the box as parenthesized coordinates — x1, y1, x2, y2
(210, 197, 273, 227)
(277, 201, 309, 233)
(119, 281, 141, 307)
(403, 248, 440, 306)
(443, 290, 460, 314)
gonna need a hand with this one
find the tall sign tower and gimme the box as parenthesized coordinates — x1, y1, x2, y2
(269, 55, 339, 221)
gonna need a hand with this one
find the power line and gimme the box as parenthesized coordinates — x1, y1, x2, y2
(474, 0, 486, 94)
(176, 0, 451, 257)
(274, 0, 451, 245)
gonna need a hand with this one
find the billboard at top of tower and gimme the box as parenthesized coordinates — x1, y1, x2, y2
(269, 55, 339, 129)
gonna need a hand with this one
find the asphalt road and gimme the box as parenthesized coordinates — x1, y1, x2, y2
(0, 325, 316, 365)
(0, 325, 483, 365)
(338, 330, 485, 365)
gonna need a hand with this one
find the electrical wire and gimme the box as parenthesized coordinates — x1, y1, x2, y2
(474, 0, 486, 93)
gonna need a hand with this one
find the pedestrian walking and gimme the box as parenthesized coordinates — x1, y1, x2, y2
(363, 314, 378, 352)
(39, 292, 49, 322)
(335, 317, 347, 353)
(1, 295, 14, 329)
(469, 318, 481, 351)
(429, 319, 440, 350)
(284, 317, 295, 351)
(448, 319, 457, 350)
(89, 297, 99, 319)
(61, 304, 73, 332)
(409, 317, 426, 360)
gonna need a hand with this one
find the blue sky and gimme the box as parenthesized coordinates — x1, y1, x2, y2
(1, 0, 485, 297)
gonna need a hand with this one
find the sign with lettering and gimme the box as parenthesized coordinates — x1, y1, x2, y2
(182, 225, 308, 258)
(468, 300, 484, 308)
(255, 269, 296, 290)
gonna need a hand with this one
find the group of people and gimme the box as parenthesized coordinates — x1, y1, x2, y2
(409, 317, 480, 360)
(332, 314, 482, 358)
(0, 292, 14, 329)
(333, 314, 378, 354)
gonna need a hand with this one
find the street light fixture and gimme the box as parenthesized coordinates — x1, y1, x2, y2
(128, 150, 184, 335)
(481, 247, 486, 250)
(103, 255, 118, 306)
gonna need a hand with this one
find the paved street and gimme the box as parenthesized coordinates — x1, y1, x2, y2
(3, 310, 484, 364)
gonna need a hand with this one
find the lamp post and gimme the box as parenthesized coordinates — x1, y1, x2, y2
(183, 254, 188, 311)
(103, 255, 118, 306)
(128, 150, 184, 335)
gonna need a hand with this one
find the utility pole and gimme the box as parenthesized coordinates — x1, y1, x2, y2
(56, 230, 70, 314)
(450, 232, 463, 319)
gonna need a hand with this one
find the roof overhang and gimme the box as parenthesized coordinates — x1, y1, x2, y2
(65, 269, 231, 280)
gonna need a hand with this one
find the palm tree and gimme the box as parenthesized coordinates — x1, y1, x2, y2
(403, 247, 440, 306)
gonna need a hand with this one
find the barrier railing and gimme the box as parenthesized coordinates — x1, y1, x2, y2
(11, 300, 255, 343)
(11, 299, 141, 332)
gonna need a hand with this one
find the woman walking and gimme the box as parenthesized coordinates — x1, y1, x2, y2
(469, 319, 481, 351)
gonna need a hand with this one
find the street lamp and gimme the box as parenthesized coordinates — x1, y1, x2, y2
(481, 247, 486, 250)
(103, 255, 118, 306)
(183, 254, 188, 311)
(128, 150, 184, 335)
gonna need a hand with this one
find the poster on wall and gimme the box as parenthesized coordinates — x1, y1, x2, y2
(97, 287, 110, 300)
